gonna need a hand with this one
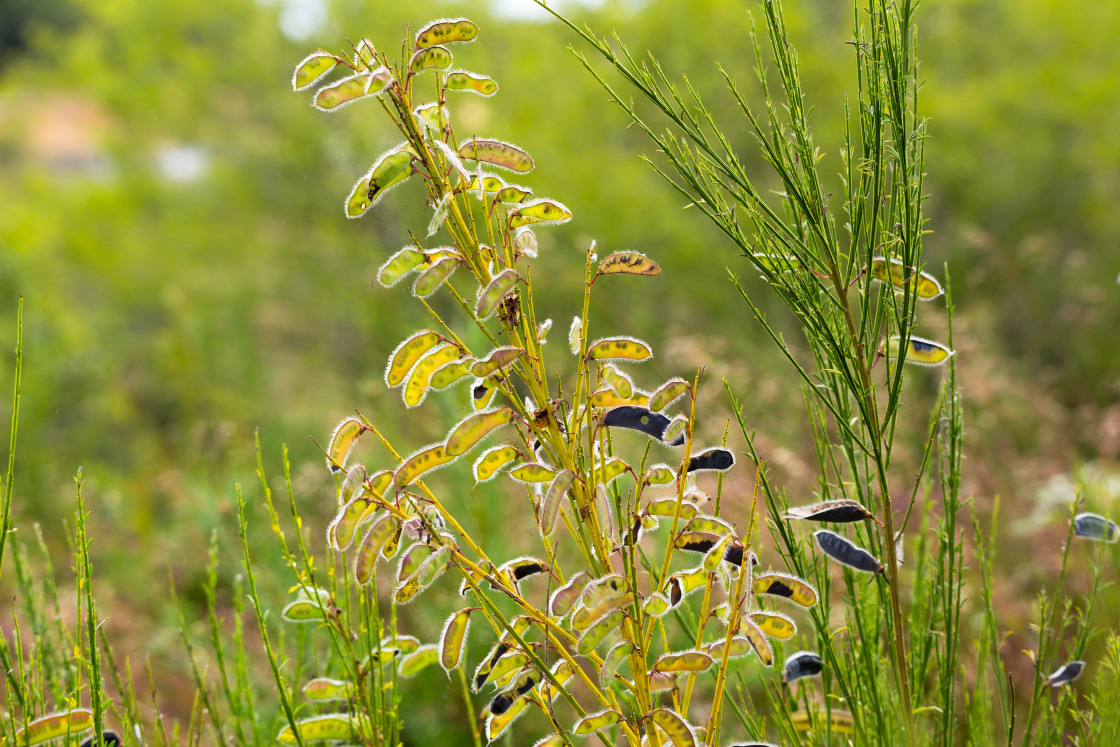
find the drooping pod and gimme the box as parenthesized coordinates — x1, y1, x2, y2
(328, 494, 375, 550)
(752, 572, 818, 607)
(597, 251, 661, 277)
(413, 255, 457, 296)
(878, 335, 955, 366)
(814, 530, 884, 574)
(749, 611, 797, 639)
(1044, 660, 1085, 687)
(475, 269, 520, 320)
(313, 69, 390, 112)
(458, 138, 534, 173)
(539, 469, 575, 537)
(653, 650, 714, 674)
(281, 587, 333, 623)
(686, 447, 735, 474)
(509, 462, 558, 484)
(573, 710, 621, 736)
(649, 378, 689, 412)
(549, 572, 589, 617)
(1073, 512, 1119, 543)
(645, 497, 699, 520)
(293, 51, 340, 91)
(377, 246, 426, 287)
(782, 651, 824, 683)
(385, 330, 441, 388)
(473, 443, 520, 483)
(783, 499, 874, 523)
(869, 256, 943, 300)
(600, 641, 634, 685)
(645, 464, 676, 485)
(403, 343, 460, 408)
(602, 405, 674, 442)
(739, 617, 774, 666)
(484, 697, 529, 742)
(346, 146, 417, 218)
(415, 18, 479, 48)
(444, 407, 513, 457)
(581, 574, 628, 607)
(439, 607, 473, 672)
(326, 416, 366, 472)
(470, 346, 525, 377)
(649, 708, 698, 747)
(705, 636, 752, 660)
(393, 443, 455, 487)
(586, 336, 653, 362)
(354, 513, 400, 585)
(499, 556, 550, 587)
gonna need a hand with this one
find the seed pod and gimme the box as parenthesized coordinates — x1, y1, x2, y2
(415, 18, 478, 49)
(378, 245, 426, 287)
(444, 407, 513, 457)
(870, 256, 943, 300)
(706, 636, 752, 660)
(354, 513, 399, 585)
(879, 335, 955, 366)
(603, 405, 673, 442)
(413, 256, 457, 297)
(782, 651, 824, 683)
(414, 101, 450, 130)
(648, 672, 678, 692)
(509, 198, 572, 228)
(381, 521, 403, 559)
(594, 457, 629, 483)
(571, 593, 633, 631)
(600, 363, 635, 398)
(458, 138, 534, 173)
(515, 227, 539, 258)
(439, 607, 473, 672)
(484, 696, 528, 742)
(577, 609, 625, 655)
(432, 140, 471, 180)
(667, 566, 708, 604)
(739, 617, 774, 666)
(397, 543, 431, 582)
(645, 464, 675, 485)
(686, 515, 734, 535)
(569, 317, 583, 355)
(587, 336, 652, 362)
(664, 416, 688, 446)
(703, 534, 738, 571)
(783, 499, 874, 523)
(687, 447, 735, 474)
(398, 645, 440, 678)
(474, 641, 519, 692)
(574, 710, 621, 736)
(790, 708, 855, 735)
(538, 469, 574, 537)
(293, 51, 340, 91)
(591, 388, 650, 408)
(496, 184, 533, 203)
(429, 359, 471, 390)
(645, 497, 698, 520)
(752, 572, 818, 607)
(650, 708, 697, 747)
(531, 737, 564, 747)
(597, 251, 661, 277)
(346, 146, 417, 219)
(675, 531, 720, 555)
(281, 587, 332, 623)
(470, 347, 524, 377)
(509, 462, 557, 483)
(277, 714, 361, 744)
(471, 377, 499, 410)
(385, 330, 441, 388)
(303, 677, 354, 701)
(394, 443, 455, 487)
(471, 444, 517, 483)
(14, 710, 95, 746)
(582, 574, 628, 607)
(654, 650, 714, 674)
(749, 611, 797, 639)
(1045, 660, 1085, 687)
(643, 593, 671, 617)
(409, 45, 452, 73)
(592, 484, 615, 537)
(814, 530, 884, 574)
(403, 343, 460, 408)
(547, 573, 589, 619)
(500, 556, 549, 586)
(475, 269, 520, 319)
(445, 70, 499, 96)
(649, 378, 689, 412)
(326, 416, 365, 472)
(313, 69, 389, 111)
(1073, 512, 1119, 543)
(722, 544, 758, 568)
(600, 641, 634, 685)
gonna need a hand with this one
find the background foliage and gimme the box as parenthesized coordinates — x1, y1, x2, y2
(1, 0, 1118, 741)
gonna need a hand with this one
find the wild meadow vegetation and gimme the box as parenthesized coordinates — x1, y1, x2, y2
(1, 0, 1119, 746)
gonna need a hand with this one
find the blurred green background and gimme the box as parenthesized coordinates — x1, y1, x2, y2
(1, 0, 1118, 738)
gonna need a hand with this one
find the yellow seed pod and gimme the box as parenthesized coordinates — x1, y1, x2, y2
(531, 737, 564, 747)
(347, 147, 415, 218)
(402, 343, 460, 408)
(648, 378, 690, 412)
(749, 610, 797, 639)
(751, 571, 819, 608)
(458, 138, 534, 174)
(653, 650, 714, 674)
(366, 469, 394, 499)
(429, 359, 472, 391)
(539, 469, 575, 537)
(645, 463, 675, 485)
(445, 407, 513, 457)
(703, 533, 737, 571)
(385, 330, 441, 388)
(394, 573, 423, 606)
(571, 593, 634, 631)
(590, 388, 650, 409)
(687, 515, 735, 535)
(393, 443, 455, 487)
(791, 707, 855, 735)
(415, 18, 478, 48)
(381, 521, 403, 560)
(475, 269, 520, 320)
(644, 497, 698, 520)
(470, 377, 500, 410)
(303, 677, 354, 701)
(313, 70, 388, 111)
(327, 496, 373, 551)
(643, 593, 671, 618)
(14, 710, 94, 746)
(739, 617, 774, 666)
(548, 571, 589, 618)
(669, 566, 709, 598)
(486, 652, 529, 688)
(277, 714, 360, 744)
(597, 251, 661, 277)
(599, 641, 634, 685)
(587, 336, 652, 362)
(870, 256, 943, 300)
(496, 184, 532, 203)
(409, 45, 452, 74)
(600, 363, 634, 398)
(706, 636, 752, 660)
(470, 346, 525, 377)
(509, 462, 557, 484)
(398, 645, 440, 678)
(292, 51, 339, 91)
(446, 70, 499, 96)
(473, 443, 519, 483)
(577, 609, 625, 655)
(593, 457, 629, 484)
(650, 708, 697, 747)
(484, 695, 528, 741)
(509, 198, 572, 228)
(573, 710, 621, 736)
(582, 574, 628, 607)
(326, 416, 365, 472)
(879, 335, 955, 366)
(439, 607, 473, 672)
(353, 513, 398, 586)
(377, 246, 425, 288)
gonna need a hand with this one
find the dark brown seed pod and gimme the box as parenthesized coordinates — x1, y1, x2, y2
(722, 544, 758, 568)
(489, 692, 515, 716)
(668, 576, 683, 607)
(501, 556, 549, 584)
(1044, 660, 1084, 687)
(686, 448, 735, 474)
(602, 405, 673, 442)
(813, 530, 883, 574)
(783, 499, 874, 524)
(782, 651, 824, 683)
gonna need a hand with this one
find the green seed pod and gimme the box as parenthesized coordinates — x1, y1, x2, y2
(413, 256, 457, 297)
(281, 587, 333, 623)
(393, 443, 455, 487)
(473, 443, 519, 483)
(385, 330, 441, 388)
(303, 677, 354, 701)
(313, 68, 390, 111)
(439, 607, 473, 671)
(403, 343, 460, 408)
(326, 416, 365, 472)
(648, 378, 689, 412)
(415, 18, 479, 49)
(445, 70, 499, 96)
(470, 346, 524, 377)
(475, 269, 520, 320)
(346, 146, 415, 218)
(548, 571, 588, 618)
(458, 138, 534, 173)
(600, 641, 634, 685)
(577, 609, 625, 655)
(14, 710, 94, 747)
(600, 363, 635, 398)
(292, 51, 340, 91)
(587, 336, 652, 362)
(277, 714, 363, 745)
(539, 469, 575, 537)
(429, 359, 472, 390)
(643, 593, 671, 618)
(508, 198, 572, 228)
(409, 45, 452, 74)
(509, 462, 557, 484)
(574, 710, 621, 736)
(398, 645, 440, 678)
(377, 246, 425, 287)
(650, 708, 698, 747)
(644, 463, 675, 485)
(444, 407, 513, 456)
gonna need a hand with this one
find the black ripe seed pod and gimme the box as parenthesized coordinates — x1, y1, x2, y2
(489, 692, 515, 716)
(722, 544, 757, 568)
(782, 651, 824, 683)
(783, 499, 874, 523)
(675, 531, 719, 554)
(1073, 513, 1119, 543)
(602, 406, 673, 442)
(1045, 660, 1085, 687)
(813, 530, 883, 574)
(81, 733, 122, 747)
(686, 448, 735, 474)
